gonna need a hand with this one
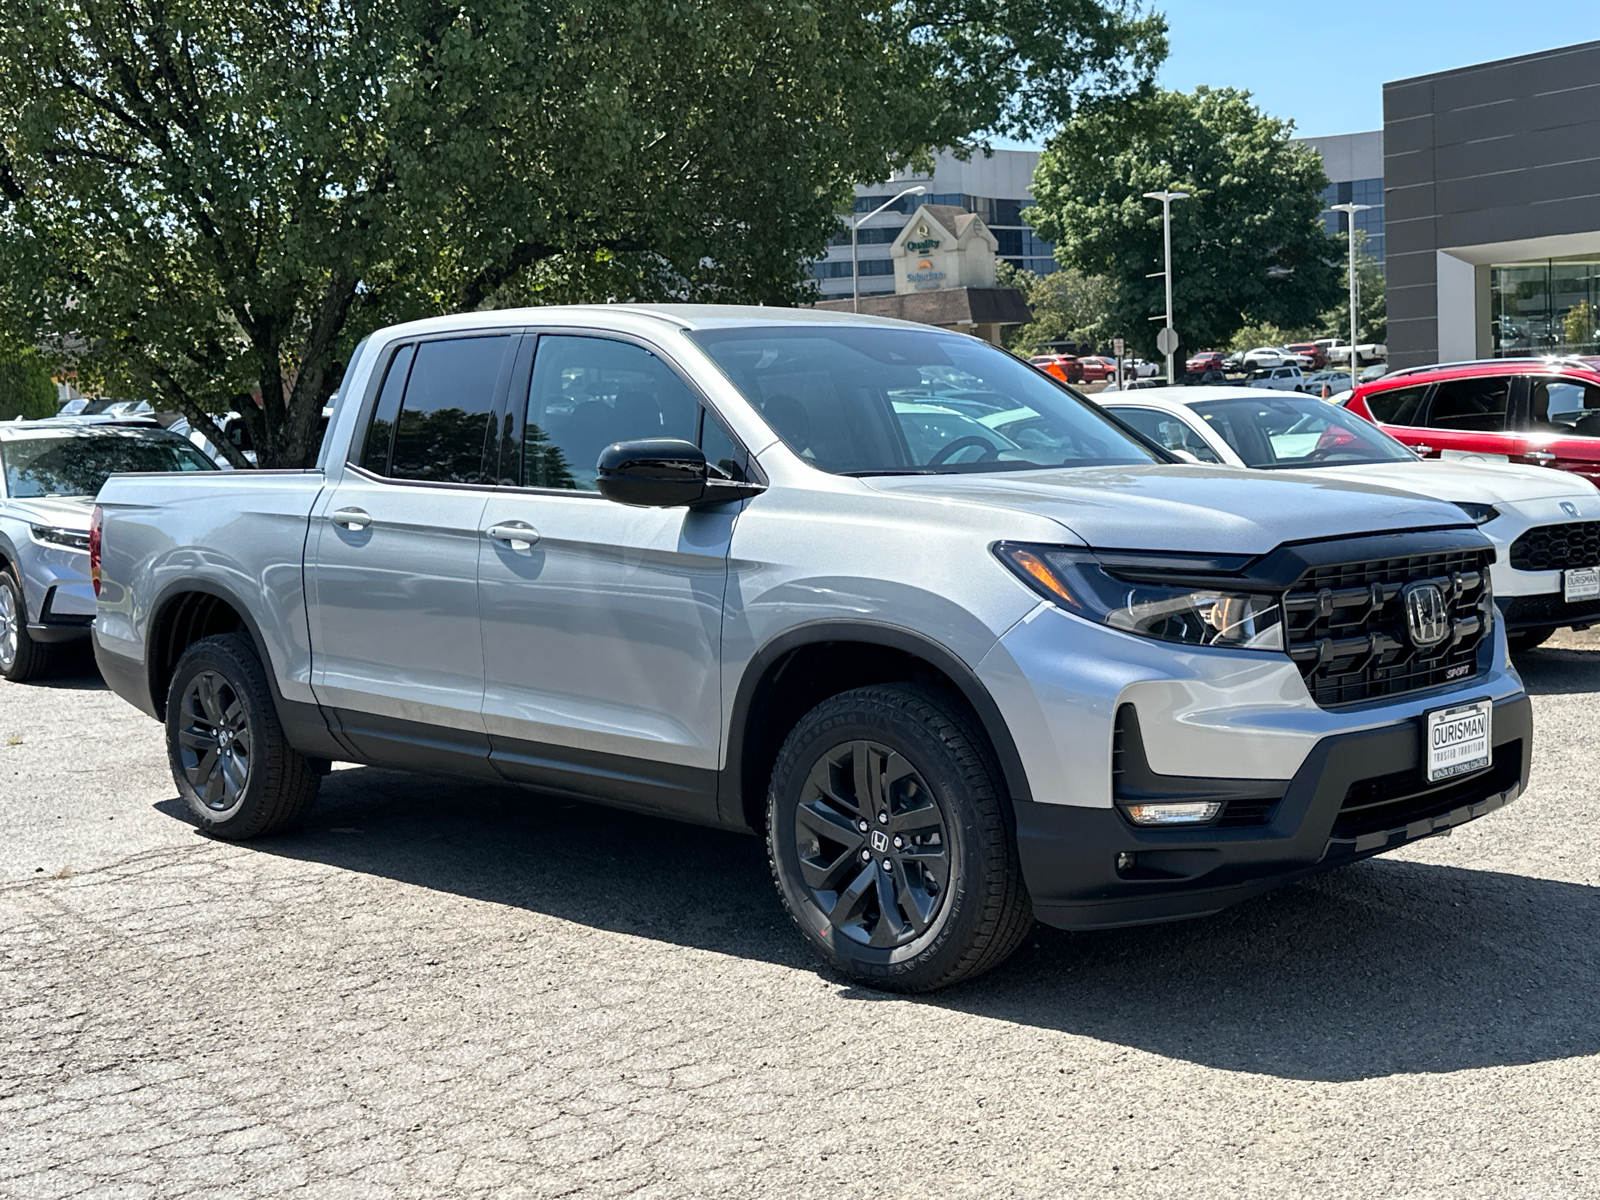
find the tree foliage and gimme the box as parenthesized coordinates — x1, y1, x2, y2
(0, 0, 1165, 466)
(1027, 86, 1343, 361)
(994, 260, 1115, 356)
(0, 340, 57, 421)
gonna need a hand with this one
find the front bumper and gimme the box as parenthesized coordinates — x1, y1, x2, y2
(1016, 694, 1531, 930)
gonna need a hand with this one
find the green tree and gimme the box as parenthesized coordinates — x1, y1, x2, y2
(1318, 230, 1386, 346)
(995, 260, 1116, 355)
(0, 337, 57, 420)
(0, 0, 1165, 467)
(1563, 301, 1595, 350)
(1027, 86, 1343, 362)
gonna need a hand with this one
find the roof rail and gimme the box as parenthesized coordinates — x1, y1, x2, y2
(1384, 355, 1594, 379)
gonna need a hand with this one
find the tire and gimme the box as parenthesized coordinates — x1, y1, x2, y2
(165, 633, 320, 838)
(1508, 626, 1555, 654)
(0, 566, 53, 683)
(766, 684, 1033, 993)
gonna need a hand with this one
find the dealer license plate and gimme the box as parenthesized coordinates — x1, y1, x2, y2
(1564, 566, 1600, 602)
(1426, 700, 1492, 784)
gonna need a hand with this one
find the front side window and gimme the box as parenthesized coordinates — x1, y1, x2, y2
(1364, 384, 1428, 425)
(1530, 377, 1600, 436)
(687, 327, 1161, 475)
(1, 432, 216, 498)
(1108, 406, 1224, 463)
(1189, 396, 1414, 468)
(1426, 377, 1512, 432)
(385, 336, 511, 483)
(522, 336, 703, 490)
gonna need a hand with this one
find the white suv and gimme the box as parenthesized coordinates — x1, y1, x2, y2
(89, 306, 1531, 992)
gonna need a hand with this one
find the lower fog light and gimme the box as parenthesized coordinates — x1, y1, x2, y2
(1123, 801, 1223, 826)
(1115, 852, 1137, 873)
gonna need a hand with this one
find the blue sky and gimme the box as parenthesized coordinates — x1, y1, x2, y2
(1004, 4, 1597, 144)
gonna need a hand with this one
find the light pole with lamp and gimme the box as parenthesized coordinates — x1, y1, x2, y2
(1142, 189, 1188, 382)
(1330, 202, 1371, 383)
(852, 185, 925, 312)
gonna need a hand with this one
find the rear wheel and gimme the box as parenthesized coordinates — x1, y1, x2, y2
(165, 633, 320, 838)
(767, 684, 1032, 993)
(1508, 626, 1555, 654)
(0, 567, 53, 683)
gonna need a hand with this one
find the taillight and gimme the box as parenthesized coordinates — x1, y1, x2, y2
(89, 505, 104, 596)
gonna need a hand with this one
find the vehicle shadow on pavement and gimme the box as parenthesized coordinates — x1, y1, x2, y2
(1512, 645, 1600, 696)
(17, 643, 106, 690)
(197, 763, 1600, 1085)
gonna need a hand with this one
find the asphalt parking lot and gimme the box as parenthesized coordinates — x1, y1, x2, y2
(2, 639, 1598, 1199)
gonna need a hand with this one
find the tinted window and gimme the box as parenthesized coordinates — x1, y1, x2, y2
(1365, 384, 1428, 425)
(1426, 377, 1511, 432)
(1530, 377, 1600, 437)
(388, 337, 510, 482)
(1190, 396, 1413, 468)
(688, 327, 1160, 475)
(2, 433, 217, 498)
(359, 344, 414, 472)
(523, 336, 700, 490)
(1108, 407, 1223, 463)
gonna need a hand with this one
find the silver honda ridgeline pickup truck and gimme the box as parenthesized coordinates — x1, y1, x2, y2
(91, 306, 1530, 991)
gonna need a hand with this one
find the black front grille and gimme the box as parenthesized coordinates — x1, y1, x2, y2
(1284, 549, 1492, 707)
(1333, 740, 1522, 839)
(1509, 521, 1600, 572)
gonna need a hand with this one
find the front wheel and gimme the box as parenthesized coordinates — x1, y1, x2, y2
(767, 684, 1032, 992)
(0, 567, 52, 683)
(165, 633, 320, 838)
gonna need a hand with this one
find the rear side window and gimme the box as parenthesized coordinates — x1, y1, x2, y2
(1364, 384, 1428, 425)
(359, 344, 414, 472)
(1426, 377, 1511, 432)
(1108, 406, 1223, 463)
(386, 337, 511, 483)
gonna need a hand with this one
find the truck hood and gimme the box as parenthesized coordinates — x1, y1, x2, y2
(5, 494, 96, 530)
(1301, 460, 1599, 508)
(860, 464, 1473, 555)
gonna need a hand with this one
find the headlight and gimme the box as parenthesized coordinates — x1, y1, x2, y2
(1453, 502, 1499, 525)
(30, 524, 92, 551)
(995, 543, 1285, 652)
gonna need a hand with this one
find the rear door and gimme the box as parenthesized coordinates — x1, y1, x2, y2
(307, 333, 515, 773)
(474, 331, 747, 822)
(1522, 374, 1600, 486)
(1411, 373, 1527, 463)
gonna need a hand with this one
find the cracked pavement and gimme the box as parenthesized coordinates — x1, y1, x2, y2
(2, 638, 1599, 1198)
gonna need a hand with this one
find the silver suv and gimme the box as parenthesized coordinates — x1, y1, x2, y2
(89, 307, 1531, 991)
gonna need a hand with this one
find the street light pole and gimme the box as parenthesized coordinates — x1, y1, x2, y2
(1142, 189, 1189, 383)
(853, 185, 926, 312)
(1331, 202, 1372, 380)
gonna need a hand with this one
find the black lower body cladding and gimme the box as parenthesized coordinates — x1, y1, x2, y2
(1016, 696, 1532, 931)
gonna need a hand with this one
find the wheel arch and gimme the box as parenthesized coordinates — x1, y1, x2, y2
(723, 621, 1033, 832)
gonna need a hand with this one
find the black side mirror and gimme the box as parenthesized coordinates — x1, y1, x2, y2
(596, 438, 709, 507)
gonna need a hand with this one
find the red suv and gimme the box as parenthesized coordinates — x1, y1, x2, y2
(1029, 354, 1083, 384)
(1076, 356, 1118, 383)
(1345, 359, 1600, 486)
(1284, 342, 1328, 370)
(1185, 351, 1226, 374)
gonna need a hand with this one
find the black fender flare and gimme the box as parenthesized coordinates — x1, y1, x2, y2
(721, 620, 1034, 827)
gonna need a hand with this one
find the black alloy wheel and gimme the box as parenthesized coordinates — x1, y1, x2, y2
(794, 738, 951, 949)
(176, 670, 253, 816)
(165, 633, 321, 838)
(768, 684, 1033, 992)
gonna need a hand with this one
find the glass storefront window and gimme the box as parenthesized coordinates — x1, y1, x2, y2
(1491, 257, 1600, 358)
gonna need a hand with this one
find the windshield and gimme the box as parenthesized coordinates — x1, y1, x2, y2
(686, 327, 1163, 475)
(1189, 396, 1415, 469)
(1, 432, 217, 498)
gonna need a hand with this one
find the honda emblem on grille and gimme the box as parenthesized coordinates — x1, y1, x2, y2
(1562, 501, 1580, 518)
(1402, 581, 1451, 649)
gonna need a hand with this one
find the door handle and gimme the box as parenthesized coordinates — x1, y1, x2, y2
(330, 507, 371, 530)
(1413, 444, 1434, 457)
(1525, 450, 1556, 465)
(486, 522, 539, 549)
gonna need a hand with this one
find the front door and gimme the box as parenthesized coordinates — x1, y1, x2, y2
(476, 332, 745, 822)
(308, 333, 516, 773)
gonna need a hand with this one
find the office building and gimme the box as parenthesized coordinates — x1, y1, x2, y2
(1384, 39, 1600, 368)
(1297, 130, 1386, 269)
(813, 149, 1055, 300)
